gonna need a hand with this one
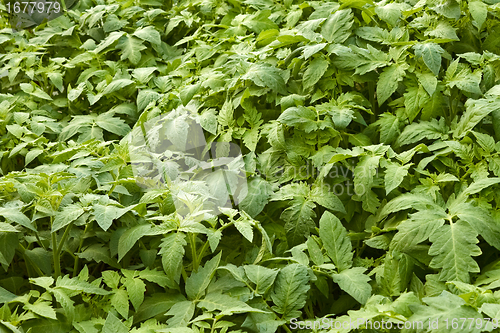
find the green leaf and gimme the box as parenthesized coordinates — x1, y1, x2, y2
(0, 222, 18, 233)
(134, 293, 186, 324)
(395, 118, 447, 147)
(416, 72, 438, 96)
(473, 131, 496, 153)
(277, 106, 318, 133)
(464, 178, 500, 195)
(123, 277, 146, 312)
(102, 312, 128, 333)
(355, 27, 391, 43)
(166, 301, 195, 327)
(243, 64, 287, 93)
(118, 224, 153, 262)
(307, 237, 324, 266)
(48, 72, 64, 92)
(101, 79, 134, 96)
(353, 155, 381, 195)
(384, 161, 411, 194)
(92, 204, 130, 231)
(379, 193, 440, 220)
(162, 114, 190, 149)
(198, 292, 269, 315)
(310, 185, 346, 213)
(133, 26, 161, 46)
(31, 87, 53, 101)
(404, 84, 430, 122)
(116, 34, 146, 64)
(139, 268, 170, 288)
(133, 67, 157, 83)
(24, 302, 57, 320)
(428, 220, 481, 283)
(391, 209, 447, 251)
(0, 233, 18, 268)
(56, 275, 111, 295)
(234, 218, 254, 243)
(185, 252, 221, 300)
(303, 56, 329, 90)
(25, 148, 44, 166)
(480, 303, 500, 322)
(281, 196, 316, 247)
(137, 89, 161, 112)
(239, 177, 271, 218)
(469, 0, 487, 29)
(375, 2, 406, 26)
(52, 204, 85, 233)
(319, 211, 352, 272)
(450, 202, 500, 251)
(413, 43, 445, 76)
(445, 62, 482, 95)
(110, 289, 129, 319)
(0, 208, 36, 232)
(302, 43, 327, 60)
(159, 233, 187, 289)
(425, 21, 459, 41)
(377, 63, 407, 106)
(375, 113, 401, 143)
(179, 83, 200, 106)
(243, 265, 279, 294)
(30, 277, 54, 289)
(271, 264, 310, 320)
(242, 10, 279, 34)
(199, 109, 218, 135)
(407, 291, 482, 333)
(0, 286, 17, 304)
(93, 31, 125, 53)
(220, 262, 251, 283)
(241, 305, 285, 333)
(350, 44, 390, 75)
(331, 267, 371, 304)
(454, 99, 500, 138)
(321, 9, 353, 43)
(77, 244, 119, 268)
(52, 288, 75, 322)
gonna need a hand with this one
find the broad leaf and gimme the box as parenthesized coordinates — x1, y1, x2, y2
(331, 267, 371, 304)
(271, 264, 310, 320)
(319, 211, 352, 272)
(428, 220, 481, 283)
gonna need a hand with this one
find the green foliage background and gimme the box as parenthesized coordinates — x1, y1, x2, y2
(1, 0, 500, 331)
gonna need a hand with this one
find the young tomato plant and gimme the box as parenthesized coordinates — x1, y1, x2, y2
(1, 0, 500, 332)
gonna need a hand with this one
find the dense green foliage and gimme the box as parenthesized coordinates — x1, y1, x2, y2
(2, 0, 500, 331)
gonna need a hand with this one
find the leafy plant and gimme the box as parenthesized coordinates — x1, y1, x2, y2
(1, 0, 500, 331)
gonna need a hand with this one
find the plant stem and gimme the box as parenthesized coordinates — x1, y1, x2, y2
(181, 266, 188, 282)
(52, 231, 60, 278)
(107, 169, 119, 196)
(210, 317, 218, 333)
(57, 224, 72, 255)
(73, 224, 88, 277)
(197, 240, 210, 267)
(282, 322, 293, 333)
(17, 245, 44, 277)
(190, 233, 198, 272)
